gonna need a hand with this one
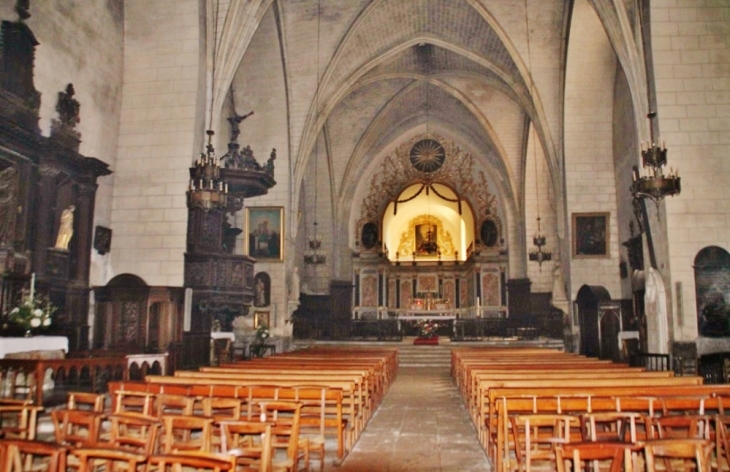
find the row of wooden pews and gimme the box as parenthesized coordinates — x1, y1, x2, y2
(453, 347, 730, 472)
(108, 345, 397, 464)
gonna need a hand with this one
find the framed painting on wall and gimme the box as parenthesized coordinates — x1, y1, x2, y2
(572, 212, 609, 258)
(245, 207, 284, 261)
(254, 311, 270, 329)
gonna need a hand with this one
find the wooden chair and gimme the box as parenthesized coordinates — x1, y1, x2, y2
(203, 397, 244, 452)
(294, 386, 330, 472)
(581, 412, 644, 443)
(650, 415, 711, 440)
(510, 414, 579, 472)
(556, 441, 634, 472)
(260, 401, 304, 472)
(160, 415, 213, 453)
(147, 452, 236, 471)
(112, 390, 155, 417)
(715, 415, 730, 471)
(643, 438, 713, 472)
(0, 405, 42, 440)
(67, 392, 105, 413)
(0, 438, 67, 472)
(51, 409, 101, 447)
(71, 447, 146, 472)
(219, 421, 273, 472)
(154, 394, 194, 419)
(107, 413, 160, 456)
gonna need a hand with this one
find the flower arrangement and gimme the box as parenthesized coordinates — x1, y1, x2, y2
(416, 319, 438, 339)
(9, 293, 56, 336)
(254, 324, 270, 344)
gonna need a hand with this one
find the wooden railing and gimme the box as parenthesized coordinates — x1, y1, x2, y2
(0, 351, 167, 405)
(0, 356, 127, 405)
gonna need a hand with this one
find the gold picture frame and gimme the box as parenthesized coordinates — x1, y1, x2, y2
(254, 311, 270, 329)
(245, 207, 284, 261)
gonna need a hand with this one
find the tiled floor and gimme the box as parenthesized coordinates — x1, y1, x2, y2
(326, 364, 491, 472)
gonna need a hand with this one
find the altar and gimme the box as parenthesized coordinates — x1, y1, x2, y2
(397, 311, 458, 336)
(0, 336, 68, 359)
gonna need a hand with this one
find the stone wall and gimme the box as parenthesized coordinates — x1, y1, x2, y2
(652, 0, 730, 342)
(111, 0, 204, 287)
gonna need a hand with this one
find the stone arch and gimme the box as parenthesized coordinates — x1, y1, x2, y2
(694, 246, 730, 338)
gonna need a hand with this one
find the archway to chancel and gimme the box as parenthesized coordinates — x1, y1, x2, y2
(351, 134, 509, 320)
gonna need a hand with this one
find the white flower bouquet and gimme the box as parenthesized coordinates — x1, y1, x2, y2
(9, 293, 55, 335)
(254, 324, 270, 344)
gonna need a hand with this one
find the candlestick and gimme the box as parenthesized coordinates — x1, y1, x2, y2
(29, 273, 35, 300)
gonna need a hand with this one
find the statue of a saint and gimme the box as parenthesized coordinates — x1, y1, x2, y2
(289, 266, 300, 303)
(55, 205, 75, 250)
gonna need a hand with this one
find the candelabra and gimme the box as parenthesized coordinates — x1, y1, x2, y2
(188, 130, 228, 211)
(304, 223, 326, 265)
(631, 112, 681, 205)
(529, 216, 552, 267)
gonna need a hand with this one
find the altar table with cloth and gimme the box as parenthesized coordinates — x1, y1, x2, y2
(0, 336, 68, 359)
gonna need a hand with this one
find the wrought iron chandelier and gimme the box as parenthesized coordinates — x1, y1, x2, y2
(529, 215, 551, 266)
(187, 130, 228, 211)
(304, 0, 325, 266)
(631, 112, 681, 205)
(187, 1, 227, 212)
(524, 0, 551, 268)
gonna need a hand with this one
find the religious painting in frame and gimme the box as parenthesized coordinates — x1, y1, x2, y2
(245, 207, 283, 261)
(254, 311, 270, 329)
(573, 212, 609, 258)
(415, 223, 438, 256)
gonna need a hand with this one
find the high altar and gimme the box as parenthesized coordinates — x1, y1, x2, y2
(352, 136, 509, 323)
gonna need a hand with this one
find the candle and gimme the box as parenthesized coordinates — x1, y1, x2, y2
(29, 273, 35, 300)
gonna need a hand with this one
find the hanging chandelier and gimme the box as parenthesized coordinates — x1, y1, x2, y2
(529, 215, 551, 266)
(631, 112, 681, 205)
(187, 130, 228, 211)
(304, 222, 326, 265)
(304, 0, 325, 266)
(524, 0, 551, 269)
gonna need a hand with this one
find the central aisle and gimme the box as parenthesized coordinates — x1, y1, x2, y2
(331, 347, 491, 471)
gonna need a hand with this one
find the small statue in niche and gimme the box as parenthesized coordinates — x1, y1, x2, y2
(0, 167, 19, 247)
(55, 205, 75, 251)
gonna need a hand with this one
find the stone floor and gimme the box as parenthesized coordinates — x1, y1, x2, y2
(324, 350, 491, 471)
